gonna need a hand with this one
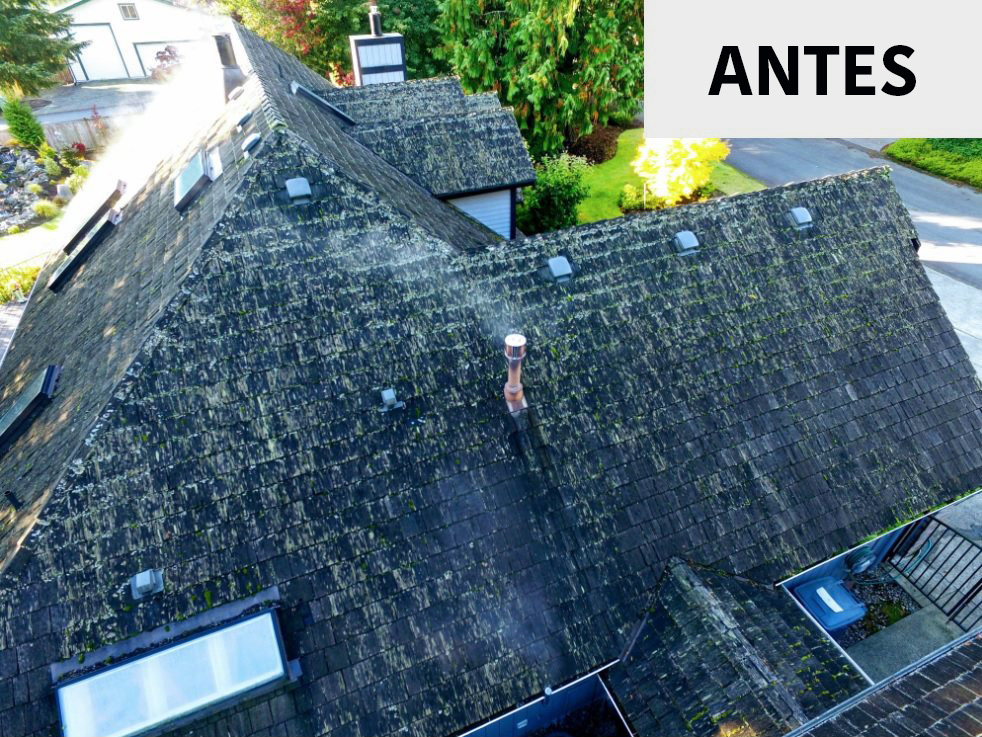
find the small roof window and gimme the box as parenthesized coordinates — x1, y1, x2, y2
(56, 611, 290, 737)
(788, 206, 814, 230)
(0, 365, 60, 451)
(174, 148, 221, 212)
(673, 230, 699, 253)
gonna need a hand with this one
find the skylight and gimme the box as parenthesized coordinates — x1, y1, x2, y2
(48, 209, 122, 290)
(63, 181, 126, 254)
(57, 611, 289, 737)
(0, 365, 60, 450)
(289, 81, 356, 125)
(174, 148, 222, 212)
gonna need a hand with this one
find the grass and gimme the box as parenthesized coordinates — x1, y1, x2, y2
(885, 138, 982, 189)
(577, 129, 766, 223)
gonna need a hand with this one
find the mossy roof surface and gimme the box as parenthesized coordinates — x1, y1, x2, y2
(0, 24, 980, 737)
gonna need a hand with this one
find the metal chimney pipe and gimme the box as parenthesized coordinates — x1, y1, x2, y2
(504, 333, 527, 414)
(369, 4, 383, 36)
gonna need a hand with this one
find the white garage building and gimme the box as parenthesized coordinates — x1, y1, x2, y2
(54, 0, 222, 82)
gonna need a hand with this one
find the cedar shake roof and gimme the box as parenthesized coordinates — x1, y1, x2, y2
(793, 632, 982, 737)
(607, 560, 867, 737)
(0, 23, 981, 737)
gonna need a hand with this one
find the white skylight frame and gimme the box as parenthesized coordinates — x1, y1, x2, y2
(56, 610, 288, 737)
(173, 148, 222, 212)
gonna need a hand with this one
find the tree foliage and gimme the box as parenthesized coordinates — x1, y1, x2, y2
(437, 0, 643, 159)
(220, 0, 448, 81)
(0, 0, 84, 97)
(632, 138, 730, 208)
(516, 153, 589, 234)
(2, 98, 46, 149)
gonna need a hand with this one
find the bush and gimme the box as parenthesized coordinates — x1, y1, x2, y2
(0, 265, 41, 303)
(58, 145, 82, 169)
(67, 173, 86, 194)
(25, 182, 42, 195)
(72, 164, 89, 180)
(618, 183, 646, 211)
(516, 154, 590, 235)
(632, 138, 730, 208)
(42, 157, 62, 177)
(2, 99, 46, 150)
(886, 139, 982, 190)
(32, 199, 59, 218)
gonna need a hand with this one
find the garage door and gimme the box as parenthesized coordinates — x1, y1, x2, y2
(69, 25, 128, 81)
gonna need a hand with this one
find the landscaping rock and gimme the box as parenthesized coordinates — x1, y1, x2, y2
(56, 183, 73, 201)
(0, 145, 54, 235)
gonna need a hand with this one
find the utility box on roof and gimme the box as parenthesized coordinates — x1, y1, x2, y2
(793, 576, 866, 634)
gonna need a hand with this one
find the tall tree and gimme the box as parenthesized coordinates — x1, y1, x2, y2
(220, 0, 448, 82)
(0, 0, 84, 97)
(437, 0, 643, 159)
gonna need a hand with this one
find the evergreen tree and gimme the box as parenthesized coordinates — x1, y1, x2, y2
(437, 0, 643, 158)
(0, 0, 85, 96)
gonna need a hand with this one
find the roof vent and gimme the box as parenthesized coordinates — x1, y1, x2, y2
(673, 230, 699, 254)
(546, 256, 573, 283)
(235, 111, 252, 131)
(285, 177, 312, 203)
(241, 133, 261, 155)
(369, 4, 383, 36)
(379, 388, 405, 412)
(788, 206, 814, 230)
(129, 568, 164, 600)
(227, 85, 244, 101)
(503, 334, 527, 415)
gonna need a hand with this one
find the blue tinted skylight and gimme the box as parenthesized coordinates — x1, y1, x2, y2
(0, 365, 60, 450)
(57, 611, 288, 737)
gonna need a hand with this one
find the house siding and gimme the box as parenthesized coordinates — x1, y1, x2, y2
(447, 188, 513, 239)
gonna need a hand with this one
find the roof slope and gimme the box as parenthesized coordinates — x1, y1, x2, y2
(0, 25, 981, 737)
(233, 29, 528, 238)
(0, 69, 273, 566)
(793, 632, 982, 737)
(322, 80, 535, 197)
(607, 560, 866, 737)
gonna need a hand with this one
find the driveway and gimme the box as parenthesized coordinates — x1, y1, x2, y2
(728, 138, 982, 374)
(0, 79, 158, 135)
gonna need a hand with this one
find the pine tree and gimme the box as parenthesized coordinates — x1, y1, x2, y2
(2, 98, 46, 150)
(0, 0, 85, 97)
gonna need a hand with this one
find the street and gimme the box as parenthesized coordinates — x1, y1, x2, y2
(729, 138, 982, 374)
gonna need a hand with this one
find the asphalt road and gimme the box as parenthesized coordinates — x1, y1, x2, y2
(727, 139, 982, 290)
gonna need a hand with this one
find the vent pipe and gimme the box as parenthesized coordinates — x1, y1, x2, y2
(369, 4, 383, 37)
(504, 334, 528, 414)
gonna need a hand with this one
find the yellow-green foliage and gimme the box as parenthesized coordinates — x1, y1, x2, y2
(0, 265, 40, 303)
(886, 138, 982, 189)
(25, 182, 42, 195)
(32, 199, 59, 218)
(67, 173, 86, 194)
(633, 138, 731, 207)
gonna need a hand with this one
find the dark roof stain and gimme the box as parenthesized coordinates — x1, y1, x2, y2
(0, 23, 980, 737)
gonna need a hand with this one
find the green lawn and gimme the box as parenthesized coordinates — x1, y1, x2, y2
(885, 139, 982, 190)
(577, 129, 765, 224)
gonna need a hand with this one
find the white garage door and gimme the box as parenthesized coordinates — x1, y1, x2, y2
(69, 25, 129, 81)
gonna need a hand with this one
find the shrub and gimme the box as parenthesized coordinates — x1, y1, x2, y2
(32, 199, 59, 218)
(516, 154, 590, 235)
(618, 183, 646, 211)
(42, 157, 62, 177)
(72, 164, 89, 180)
(58, 145, 82, 169)
(886, 139, 982, 190)
(632, 138, 730, 208)
(0, 266, 41, 303)
(67, 173, 86, 194)
(2, 99, 46, 150)
(567, 125, 622, 165)
(26, 182, 42, 195)
(7, 225, 20, 235)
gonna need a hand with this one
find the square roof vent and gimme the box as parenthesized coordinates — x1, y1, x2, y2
(129, 568, 164, 600)
(379, 388, 405, 412)
(285, 177, 312, 203)
(789, 206, 814, 230)
(673, 230, 699, 253)
(547, 256, 573, 283)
